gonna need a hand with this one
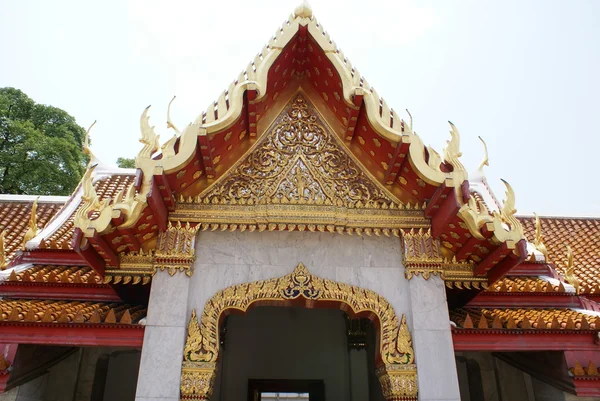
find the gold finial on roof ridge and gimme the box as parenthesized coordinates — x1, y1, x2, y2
(294, 0, 313, 19)
(443, 122, 466, 177)
(477, 136, 489, 173)
(0, 231, 6, 269)
(22, 197, 39, 250)
(533, 213, 549, 262)
(166, 95, 180, 135)
(83, 120, 97, 166)
(564, 244, 580, 294)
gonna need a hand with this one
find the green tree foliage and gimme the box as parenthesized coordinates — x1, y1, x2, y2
(116, 157, 135, 168)
(0, 88, 87, 195)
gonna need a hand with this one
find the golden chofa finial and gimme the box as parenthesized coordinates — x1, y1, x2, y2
(477, 136, 489, 173)
(564, 245, 580, 294)
(83, 120, 97, 167)
(443, 122, 466, 176)
(0, 230, 7, 269)
(294, 0, 313, 19)
(405, 109, 413, 132)
(22, 198, 39, 249)
(166, 96, 180, 135)
(533, 213, 549, 262)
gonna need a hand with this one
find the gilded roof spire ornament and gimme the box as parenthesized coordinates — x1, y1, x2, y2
(533, 213, 549, 261)
(82, 120, 97, 167)
(491, 179, 524, 241)
(443, 122, 466, 176)
(161, 96, 180, 158)
(22, 197, 39, 249)
(564, 245, 580, 294)
(476, 136, 489, 173)
(294, 0, 313, 19)
(136, 106, 161, 167)
(74, 164, 110, 230)
(406, 109, 413, 133)
(166, 96, 180, 135)
(0, 230, 7, 269)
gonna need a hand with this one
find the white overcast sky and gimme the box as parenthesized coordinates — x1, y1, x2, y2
(1, 1, 599, 216)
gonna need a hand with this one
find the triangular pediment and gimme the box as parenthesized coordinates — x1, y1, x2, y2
(200, 94, 399, 208)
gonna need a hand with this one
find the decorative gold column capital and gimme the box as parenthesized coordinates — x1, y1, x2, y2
(376, 363, 418, 401)
(180, 362, 217, 400)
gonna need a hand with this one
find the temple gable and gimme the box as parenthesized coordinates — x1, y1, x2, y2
(201, 94, 398, 208)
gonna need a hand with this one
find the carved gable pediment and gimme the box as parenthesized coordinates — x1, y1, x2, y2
(203, 95, 394, 208)
(171, 94, 428, 234)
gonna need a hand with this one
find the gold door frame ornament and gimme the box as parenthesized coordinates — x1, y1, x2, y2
(180, 263, 418, 401)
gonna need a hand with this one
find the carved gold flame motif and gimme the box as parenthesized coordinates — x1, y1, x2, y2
(202, 95, 395, 207)
(180, 263, 417, 400)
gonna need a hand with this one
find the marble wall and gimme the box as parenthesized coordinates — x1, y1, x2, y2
(136, 230, 461, 401)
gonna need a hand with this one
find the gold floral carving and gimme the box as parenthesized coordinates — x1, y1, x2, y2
(401, 229, 488, 289)
(103, 221, 198, 283)
(181, 263, 418, 400)
(154, 221, 198, 276)
(203, 96, 395, 207)
(172, 96, 429, 233)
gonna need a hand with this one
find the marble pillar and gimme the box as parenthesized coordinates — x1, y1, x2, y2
(135, 270, 191, 401)
(408, 276, 461, 401)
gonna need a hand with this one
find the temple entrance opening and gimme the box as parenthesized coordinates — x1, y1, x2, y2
(211, 306, 385, 401)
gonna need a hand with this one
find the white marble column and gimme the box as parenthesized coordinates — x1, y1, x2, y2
(408, 276, 461, 401)
(135, 271, 191, 401)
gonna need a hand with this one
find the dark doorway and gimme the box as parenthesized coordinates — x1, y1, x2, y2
(248, 379, 325, 401)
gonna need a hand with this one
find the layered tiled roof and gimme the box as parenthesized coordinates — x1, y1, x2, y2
(519, 217, 600, 294)
(0, 299, 145, 324)
(451, 307, 600, 330)
(487, 277, 562, 293)
(0, 196, 66, 264)
(8, 265, 100, 284)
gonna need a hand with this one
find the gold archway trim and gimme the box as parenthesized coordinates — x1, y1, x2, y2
(180, 263, 418, 401)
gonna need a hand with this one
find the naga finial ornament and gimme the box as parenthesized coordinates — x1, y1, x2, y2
(22, 198, 39, 249)
(477, 136, 489, 173)
(136, 106, 161, 166)
(167, 96, 180, 135)
(533, 213, 549, 261)
(74, 164, 110, 230)
(564, 245, 580, 294)
(0, 231, 7, 269)
(443, 122, 466, 176)
(405, 109, 413, 132)
(83, 120, 97, 166)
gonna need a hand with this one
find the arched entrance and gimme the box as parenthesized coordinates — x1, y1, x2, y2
(180, 263, 418, 401)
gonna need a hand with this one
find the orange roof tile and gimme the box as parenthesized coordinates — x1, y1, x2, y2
(451, 307, 600, 330)
(0, 197, 65, 264)
(9, 265, 100, 284)
(0, 299, 145, 324)
(519, 217, 600, 294)
(487, 277, 561, 293)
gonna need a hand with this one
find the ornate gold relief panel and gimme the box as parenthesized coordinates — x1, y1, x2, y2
(171, 94, 429, 233)
(180, 263, 418, 401)
(401, 229, 487, 289)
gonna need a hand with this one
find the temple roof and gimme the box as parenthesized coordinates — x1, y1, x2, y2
(519, 216, 600, 294)
(0, 299, 145, 325)
(451, 307, 600, 330)
(0, 195, 66, 267)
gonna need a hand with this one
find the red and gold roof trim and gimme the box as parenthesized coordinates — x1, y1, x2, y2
(67, 7, 526, 285)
